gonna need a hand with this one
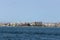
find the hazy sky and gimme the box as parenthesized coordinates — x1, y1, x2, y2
(0, 0, 60, 22)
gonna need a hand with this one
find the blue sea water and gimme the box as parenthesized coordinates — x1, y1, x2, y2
(0, 26, 60, 40)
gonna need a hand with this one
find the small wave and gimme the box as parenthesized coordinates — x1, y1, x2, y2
(0, 31, 60, 36)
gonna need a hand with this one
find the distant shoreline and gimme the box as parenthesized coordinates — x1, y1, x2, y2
(0, 22, 60, 27)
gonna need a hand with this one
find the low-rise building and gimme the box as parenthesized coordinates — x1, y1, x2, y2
(43, 23, 56, 27)
(30, 22, 42, 26)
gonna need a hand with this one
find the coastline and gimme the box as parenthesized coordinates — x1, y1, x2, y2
(0, 22, 60, 27)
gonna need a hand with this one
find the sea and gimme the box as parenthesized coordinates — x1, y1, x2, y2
(0, 26, 60, 40)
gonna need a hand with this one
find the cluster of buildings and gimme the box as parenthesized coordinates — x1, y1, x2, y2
(0, 22, 60, 27)
(0, 22, 42, 27)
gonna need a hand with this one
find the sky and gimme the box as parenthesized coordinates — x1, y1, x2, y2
(0, 0, 60, 23)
